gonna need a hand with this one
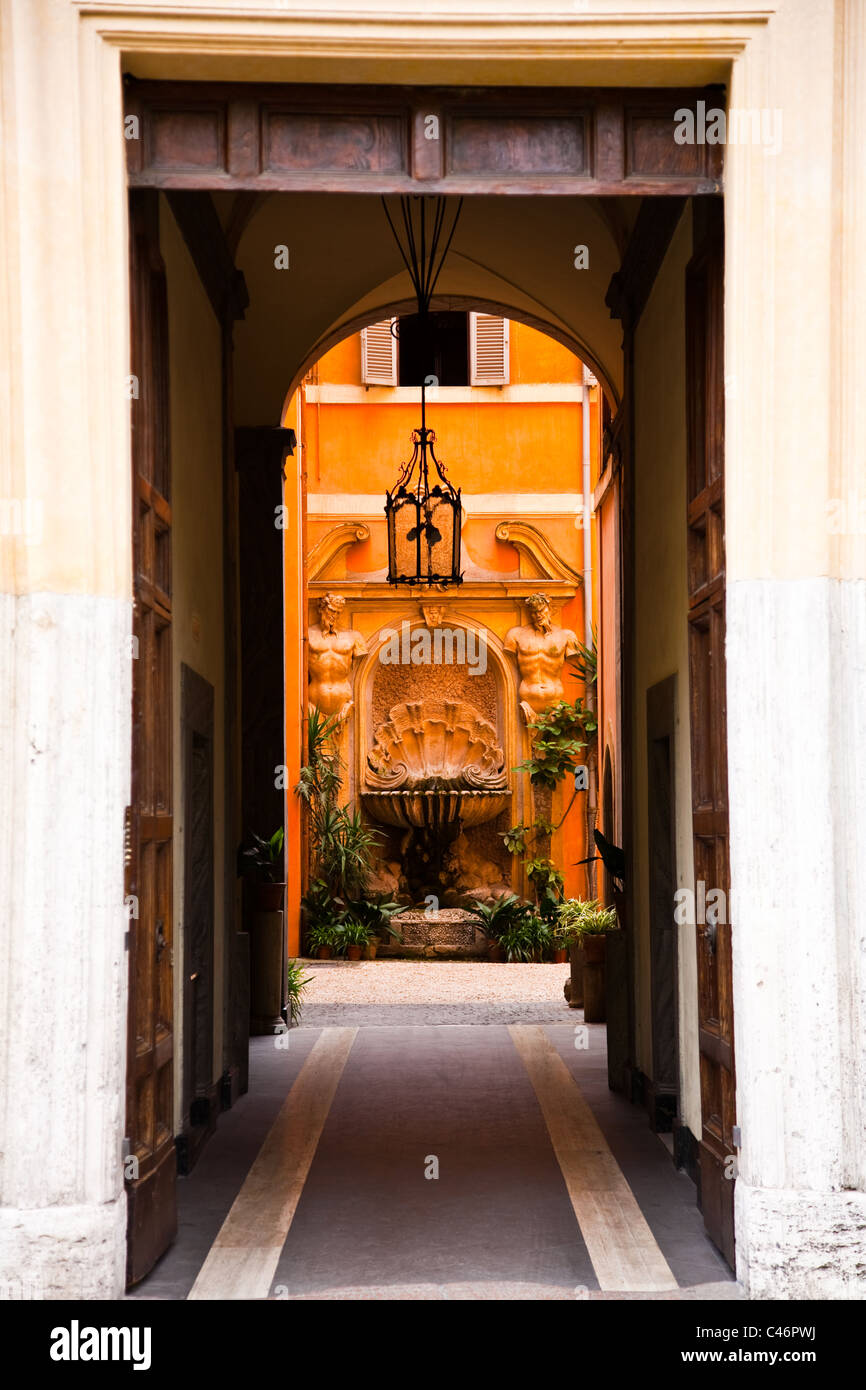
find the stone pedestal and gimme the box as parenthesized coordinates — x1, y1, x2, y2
(384, 909, 488, 959)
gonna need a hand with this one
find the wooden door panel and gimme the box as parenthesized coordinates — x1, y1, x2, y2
(686, 202, 735, 1268)
(126, 190, 177, 1287)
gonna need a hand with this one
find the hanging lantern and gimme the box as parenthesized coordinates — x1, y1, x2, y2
(386, 416, 462, 587)
(381, 195, 464, 587)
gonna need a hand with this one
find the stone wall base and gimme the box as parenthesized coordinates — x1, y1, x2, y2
(0, 1198, 126, 1300)
(736, 1182, 866, 1299)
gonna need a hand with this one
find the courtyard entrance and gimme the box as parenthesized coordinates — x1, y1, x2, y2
(124, 78, 734, 1291)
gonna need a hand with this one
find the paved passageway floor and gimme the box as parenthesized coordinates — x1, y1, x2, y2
(130, 962, 741, 1301)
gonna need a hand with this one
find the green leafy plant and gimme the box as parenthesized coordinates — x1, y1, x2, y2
(498, 914, 553, 962)
(525, 857, 565, 922)
(286, 958, 313, 1025)
(296, 710, 384, 931)
(241, 827, 285, 883)
(466, 892, 535, 941)
(567, 630, 598, 688)
(515, 700, 595, 789)
(338, 919, 372, 948)
(314, 805, 381, 902)
(301, 879, 346, 934)
(502, 820, 554, 857)
(344, 893, 404, 941)
(556, 898, 618, 944)
(305, 920, 346, 954)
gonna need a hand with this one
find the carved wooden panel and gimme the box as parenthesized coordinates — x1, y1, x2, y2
(262, 111, 405, 175)
(445, 113, 588, 179)
(625, 105, 719, 182)
(125, 83, 724, 195)
(145, 106, 226, 175)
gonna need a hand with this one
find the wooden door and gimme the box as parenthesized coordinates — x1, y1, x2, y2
(126, 190, 177, 1286)
(685, 202, 735, 1267)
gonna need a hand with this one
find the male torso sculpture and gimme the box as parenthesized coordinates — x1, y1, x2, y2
(504, 593, 578, 724)
(308, 593, 367, 727)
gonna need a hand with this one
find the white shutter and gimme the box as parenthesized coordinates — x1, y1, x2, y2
(361, 319, 398, 385)
(470, 313, 509, 385)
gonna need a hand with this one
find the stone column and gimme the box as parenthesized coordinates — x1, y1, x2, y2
(0, 0, 131, 1297)
(725, 0, 866, 1298)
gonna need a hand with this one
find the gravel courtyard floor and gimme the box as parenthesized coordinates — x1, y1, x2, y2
(297, 959, 574, 1027)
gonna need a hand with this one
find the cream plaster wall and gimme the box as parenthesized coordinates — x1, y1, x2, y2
(160, 198, 227, 1125)
(632, 207, 699, 1137)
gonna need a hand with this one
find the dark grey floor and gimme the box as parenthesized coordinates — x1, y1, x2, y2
(130, 1022, 736, 1300)
(270, 1024, 596, 1298)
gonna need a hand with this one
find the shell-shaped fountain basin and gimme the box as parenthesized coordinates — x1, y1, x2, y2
(363, 698, 511, 830)
(361, 787, 511, 831)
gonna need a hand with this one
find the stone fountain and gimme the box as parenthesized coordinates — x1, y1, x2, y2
(362, 698, 512, 918)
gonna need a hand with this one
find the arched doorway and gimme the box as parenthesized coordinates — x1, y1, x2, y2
(124, 84, 733, 1286)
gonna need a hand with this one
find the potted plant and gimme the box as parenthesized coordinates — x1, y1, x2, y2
(467, 892, 534, 961)
(343, 893, 403, 959)
(285, 958, 313, 1026)
(306, 922, 343, 960)
(556, 899, 618, 1021)
(498, 919, 534, 962)
(339, 919, 371, 961)
(529, 915, 554, 962)
(296, 708, 390, 957)
(241, 827, 286, 912)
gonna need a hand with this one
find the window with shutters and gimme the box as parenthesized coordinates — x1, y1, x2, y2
(398, 311, 469, 387)
(362, 311, 509, 388)
(361, 319, 398, 385)
(470, 313, 509, 386)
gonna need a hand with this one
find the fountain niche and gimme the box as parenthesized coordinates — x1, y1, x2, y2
(361, 695, 513, 929)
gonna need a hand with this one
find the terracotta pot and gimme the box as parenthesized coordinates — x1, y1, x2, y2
(250, 880, 285, 913)
(347, 944, 363, 961)
(316, 946, 332, 960)
(554, 947, 569, 964)
(487, 942, 503, 962)
(364, 941, 378, 960)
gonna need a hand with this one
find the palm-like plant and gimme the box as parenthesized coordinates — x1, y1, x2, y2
(296, 708, 385, 941)
(466, 892, 534, 940)
(345, 893, 404, 941)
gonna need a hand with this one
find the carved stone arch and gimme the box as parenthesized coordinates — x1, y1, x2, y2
(282, 294, 619, 415)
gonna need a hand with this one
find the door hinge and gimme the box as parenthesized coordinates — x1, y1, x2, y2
(121, 1136, 132, 1160)
(732, 1125, 742, 1149)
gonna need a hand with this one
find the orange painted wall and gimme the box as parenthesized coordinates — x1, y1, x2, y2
(290, 318, 605, 936)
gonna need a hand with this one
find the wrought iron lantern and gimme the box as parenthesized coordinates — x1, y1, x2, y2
(381, 195, 464, 588)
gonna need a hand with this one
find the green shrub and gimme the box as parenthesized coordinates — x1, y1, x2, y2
(556, 898, 618, 944)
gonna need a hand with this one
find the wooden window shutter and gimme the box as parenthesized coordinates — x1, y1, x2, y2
(361, 319, 398, 385)
(470, 313, 509, 385)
